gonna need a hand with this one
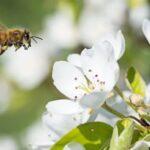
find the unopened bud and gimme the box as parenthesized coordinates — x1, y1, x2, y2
(129, 94, 143, 107)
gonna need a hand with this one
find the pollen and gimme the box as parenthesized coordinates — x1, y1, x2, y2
(100, 81, 105, 85)
(74, 96, 78, 99)
(95, 74, 98, 77)
(73, 117, 77, 121)
(74, 77, 78, 80)
(88, 69, 92, 72)
(75, 86, 78, 89)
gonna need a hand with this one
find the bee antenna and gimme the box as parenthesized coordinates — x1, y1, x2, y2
(31, 36, 43, 40)
(32, 37, 38, 43)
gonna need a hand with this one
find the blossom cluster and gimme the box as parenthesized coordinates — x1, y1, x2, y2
(33, 19, 150, 150)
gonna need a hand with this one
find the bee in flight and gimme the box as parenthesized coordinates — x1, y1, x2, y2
(0, 25, 42, 55)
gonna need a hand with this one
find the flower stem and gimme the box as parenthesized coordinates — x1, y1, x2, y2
(114, 85, 150, 131)
(102, 102, 125, 119)
(114, 85, 135, 109)
(114, 86, 130, 103)
(101, 102, 147, 132)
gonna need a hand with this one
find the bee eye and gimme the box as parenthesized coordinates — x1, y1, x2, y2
(24, 34, 29, 40)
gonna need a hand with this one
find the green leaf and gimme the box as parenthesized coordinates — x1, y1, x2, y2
(109, 119, 135, 150)
(126, 67, 146, 97)
(51, 122, 113, 150)
(143, 134, 150, 141)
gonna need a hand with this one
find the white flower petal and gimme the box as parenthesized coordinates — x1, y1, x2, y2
(145, 83, 150, 105)
(67, 54, 82, 68)
(81, 48, 94, 58)
(64, 142, 85, 150)
(43, 100, 90, 137)
(130, 140, 150, 150)
(31, 144, 52, 150)
(95, 108, 117, 126)
(80, 92, 107, 110)
(129, 6, 149, 30)
(99, 30, 125, 60)
(52, 61, 88, 100)
(93, 41, 116, 62)
(46, 99, 84, 114)
(81, 42, 119, 92)
(94, 91, 137, 126)
(116, 30, 125, 59)
(107, 91, 137, 117)
(4, 48, 49, 89)
(143, 19, 150, 44)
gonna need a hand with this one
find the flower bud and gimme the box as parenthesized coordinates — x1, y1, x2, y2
(129, 94, 143, 107)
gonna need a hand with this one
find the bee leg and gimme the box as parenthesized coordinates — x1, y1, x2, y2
(0, 46, 7, 55)
(14, 45, 20, 51)
(23, 44, 28, 50)
(14, 42, 22, 51)
(0, 49, 5, 55)
(28, 41, 31, 48)
(15, 47, 20, 51)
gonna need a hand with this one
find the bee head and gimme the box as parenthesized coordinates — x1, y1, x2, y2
(23, 30, 43, 48)
(23, 30, 30, 42)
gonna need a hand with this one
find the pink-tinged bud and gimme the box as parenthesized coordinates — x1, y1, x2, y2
(129, 94, 143, 107)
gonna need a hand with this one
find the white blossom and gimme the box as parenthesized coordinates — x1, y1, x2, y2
(32, 100, 90, 149)
(0, 136, 18, 150)
(3, 47, 50, 89)
(45, 8, 78, 50)
(24, 121, 52, 150)
(53, 41, 119, 109)
(129, 5, 149, 30)
(142, 19, 150, 44)
(0, 78, 12, 113)
(78, 0, 126, 46)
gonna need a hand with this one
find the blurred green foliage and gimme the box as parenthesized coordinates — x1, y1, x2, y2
(0, 0, 57, 32)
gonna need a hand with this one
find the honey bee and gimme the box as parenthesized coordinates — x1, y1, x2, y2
(0, 25, 42, 55)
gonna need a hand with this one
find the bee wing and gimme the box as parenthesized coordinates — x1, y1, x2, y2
(0, 24, 7, 31)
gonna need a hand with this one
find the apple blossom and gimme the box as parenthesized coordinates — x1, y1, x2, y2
(0, 136, 18, 150)
(142, 19, 150, 44)
(32, 100, 90, 149)
(45, 8, 78, 50)
(24, 121, 53, 150)
(145, 83, 150, 105)
(53, 41, 119, 109)
(3, 48, 50, 89)
(0, 78, 12, 113)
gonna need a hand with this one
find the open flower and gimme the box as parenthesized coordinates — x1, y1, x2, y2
(53, 41, 120, 109)
(130, 140, 150, 150)
(142, 19, 150, 44)
(32, 100, 90, 149)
